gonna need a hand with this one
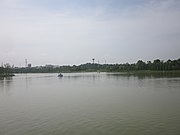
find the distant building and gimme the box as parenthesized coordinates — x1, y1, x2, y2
(28, 64, 31, 68)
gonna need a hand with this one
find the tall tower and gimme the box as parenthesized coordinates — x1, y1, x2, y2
(92, 58, 95, 64)
(25, 59, 27, 68)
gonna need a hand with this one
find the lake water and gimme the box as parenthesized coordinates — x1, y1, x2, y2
(0, 73, 180, 135)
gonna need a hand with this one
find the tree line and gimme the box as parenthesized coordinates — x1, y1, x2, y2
(12, 58, 180, 73)
(105, 58, 180, 72)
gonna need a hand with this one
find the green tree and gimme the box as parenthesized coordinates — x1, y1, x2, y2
(136, 60, 146, 70)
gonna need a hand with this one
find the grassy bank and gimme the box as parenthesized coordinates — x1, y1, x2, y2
(127, 70, 180, 74)
(0, 74, 15, 77)
(110, 70, 180, 78)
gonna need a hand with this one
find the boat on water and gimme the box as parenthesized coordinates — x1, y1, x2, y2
(58, 73, 63, 77)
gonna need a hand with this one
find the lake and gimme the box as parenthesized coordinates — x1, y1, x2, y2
(0, 73, 180, 135)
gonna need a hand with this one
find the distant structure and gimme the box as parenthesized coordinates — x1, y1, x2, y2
(25, 59, 27, 68)
(28, 64, 31, 68)
(92, 58, 95, 64)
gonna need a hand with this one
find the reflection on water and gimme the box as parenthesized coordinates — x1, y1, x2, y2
(0, 77, 13, 95)
(65, 73, 100, 83)
(0, 73, 180, 135)
(24, 74, 32, 89)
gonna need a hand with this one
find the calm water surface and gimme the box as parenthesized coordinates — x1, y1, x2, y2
(0, 73, 180, 135)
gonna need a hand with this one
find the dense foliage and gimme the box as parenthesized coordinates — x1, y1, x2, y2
(12, 58, 180, 73)
(0, 63, 14, 77)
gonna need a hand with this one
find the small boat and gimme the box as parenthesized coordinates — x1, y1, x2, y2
(58, 73, 63, 77)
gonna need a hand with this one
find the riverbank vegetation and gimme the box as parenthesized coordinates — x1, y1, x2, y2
(12, 58, 180, 73)
(0, 64, 15, 77)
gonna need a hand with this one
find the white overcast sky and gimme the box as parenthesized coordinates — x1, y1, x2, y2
(0, 0, 180, 66)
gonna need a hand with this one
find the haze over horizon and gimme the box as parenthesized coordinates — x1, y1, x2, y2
(0, 0, 180, 67)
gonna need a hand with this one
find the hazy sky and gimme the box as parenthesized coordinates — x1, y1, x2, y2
(0, 0, 180, 66)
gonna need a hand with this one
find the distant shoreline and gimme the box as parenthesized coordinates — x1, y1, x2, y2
(13, 70, 180, 73)
(13, 70, 180, 75)
(0, 74, 15, 77)
(12, 58, 180, 73)
(124, 70, 180, 74)
(112, 70, 180, 77)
